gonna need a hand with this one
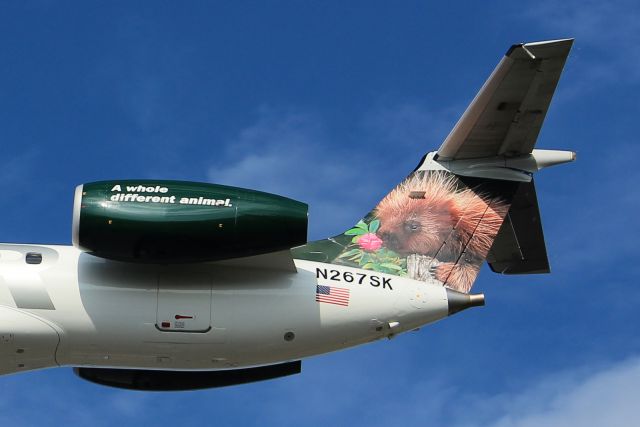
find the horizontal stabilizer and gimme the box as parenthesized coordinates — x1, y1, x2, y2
(487, 180, 550, 274)
(437, 39, 573, 160)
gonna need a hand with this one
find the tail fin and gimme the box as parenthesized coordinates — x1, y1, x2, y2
(292, 40, 575, 293)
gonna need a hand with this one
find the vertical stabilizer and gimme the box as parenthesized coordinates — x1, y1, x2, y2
(292, 39, 575, 293)
(293, 170, 519, 293)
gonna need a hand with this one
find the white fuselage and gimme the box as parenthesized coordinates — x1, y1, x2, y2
(0, 243, 449, 376)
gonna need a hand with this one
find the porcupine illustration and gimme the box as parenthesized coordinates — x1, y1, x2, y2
(374, 171, 509, 293)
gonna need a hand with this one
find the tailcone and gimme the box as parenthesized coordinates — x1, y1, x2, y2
(446, 288, 485, 316)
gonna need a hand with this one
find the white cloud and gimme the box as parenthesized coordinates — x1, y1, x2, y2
(526, 0, 640, 90)
(108, 391, 153, 417)
(0, 149, 40, 199)
(453, 357, 640, 427)
(302, 356, 640, 427)
(528, 0, 639, 47)
(170, 353, 640, 427)
(209, 109, 336, 197)
(207, 104, 451, 238)
(360, 102, 454, 150)
(207, 108, 365, 237)
(543, 142, 640, 275)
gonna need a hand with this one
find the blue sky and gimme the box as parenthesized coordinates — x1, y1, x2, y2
(1, 1, 639, 426)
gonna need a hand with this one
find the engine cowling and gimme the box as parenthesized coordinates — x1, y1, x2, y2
(72, 180, 308, 263)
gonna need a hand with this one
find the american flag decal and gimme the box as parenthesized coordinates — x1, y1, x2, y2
(316, 285, 350, 307)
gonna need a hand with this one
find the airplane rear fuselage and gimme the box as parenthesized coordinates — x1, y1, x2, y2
(0, 243, 450, 376)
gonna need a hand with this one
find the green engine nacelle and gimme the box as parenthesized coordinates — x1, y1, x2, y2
(72, 180, 308, 263)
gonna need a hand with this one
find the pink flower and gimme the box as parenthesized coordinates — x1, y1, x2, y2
(358, 233, 383, 252)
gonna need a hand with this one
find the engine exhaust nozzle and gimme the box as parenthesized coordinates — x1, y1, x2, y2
(446, 288, 485, 316)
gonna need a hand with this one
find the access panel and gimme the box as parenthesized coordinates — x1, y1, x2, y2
(156, 271, 212, 332)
